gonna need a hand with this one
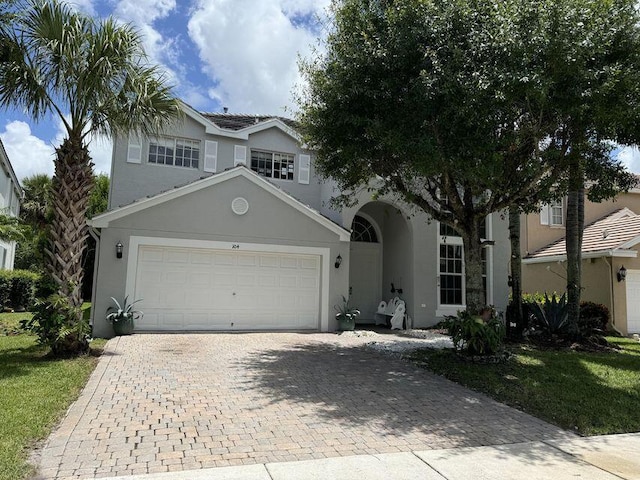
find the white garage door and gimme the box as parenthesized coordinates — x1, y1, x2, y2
(133, 245, 321, 331)
(626, 270, 640, 334)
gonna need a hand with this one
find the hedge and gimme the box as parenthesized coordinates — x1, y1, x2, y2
(0, 270, 41, 310)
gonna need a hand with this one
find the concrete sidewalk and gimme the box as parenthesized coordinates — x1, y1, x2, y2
(108, 433, 640, 480)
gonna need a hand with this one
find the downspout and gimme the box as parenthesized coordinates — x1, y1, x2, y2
(603, 257, 624, 336)
(88, 226, 101, 335)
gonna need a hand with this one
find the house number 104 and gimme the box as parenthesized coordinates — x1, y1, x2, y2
(231, 244, 240, 249)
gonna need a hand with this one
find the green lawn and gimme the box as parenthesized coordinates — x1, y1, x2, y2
(410, 337, 640, 435)
(0, 311, 103, 480)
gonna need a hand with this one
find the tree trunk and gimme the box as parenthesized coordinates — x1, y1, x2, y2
(566, 156, 584, 337)
(508, 206, 524, 337)
(462, 217, 485, 314)
(46, 136, 94, 310)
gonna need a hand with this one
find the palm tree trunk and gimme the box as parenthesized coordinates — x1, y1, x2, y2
(566, 156, 584, 338)
(46, 136, 94, 310)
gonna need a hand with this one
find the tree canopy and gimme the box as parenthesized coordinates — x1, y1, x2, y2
(298, 0, 640, 313)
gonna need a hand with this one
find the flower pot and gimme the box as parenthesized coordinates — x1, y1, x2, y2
(112, 317, 135, 336)
(337, 314, 355, 331)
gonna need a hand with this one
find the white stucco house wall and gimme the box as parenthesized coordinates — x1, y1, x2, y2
(0, 139, 22, 270)
(88, 101, 510, 337)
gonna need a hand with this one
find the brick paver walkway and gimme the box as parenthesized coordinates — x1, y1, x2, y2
(36, 333, 568, 479)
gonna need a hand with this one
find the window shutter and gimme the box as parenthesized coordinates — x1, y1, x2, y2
(540, 204, 550, 225)
(127, 134, 142, 164)
(298, 154, 310, 185)
(234, 145, 247, 166)
(204, 140, 218, 173)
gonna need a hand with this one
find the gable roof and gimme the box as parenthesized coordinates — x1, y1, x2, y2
(202, 113, 298, 131)
(179, 101, 300, 142)
(88, 166, 350, 241)
(524, 208, 640, 263)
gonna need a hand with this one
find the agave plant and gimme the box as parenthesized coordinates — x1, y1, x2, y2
(526, 292, 569, 334)
(106, 296, 143, 324)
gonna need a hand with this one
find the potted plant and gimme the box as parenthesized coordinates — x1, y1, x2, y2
(335, 295, 360, 331)
(106, 296, 143, 336)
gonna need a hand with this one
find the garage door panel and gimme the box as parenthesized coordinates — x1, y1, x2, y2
(135, 245, 320, 331)
(190, 251, 212, 265)
(214, 252, 237, 265)
(626, 271, 640, 333)
(238, 254, 258, 266)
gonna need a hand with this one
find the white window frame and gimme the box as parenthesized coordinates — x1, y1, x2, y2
(540, 200, 564, 227)
(250, 150, 295, 181)
(436, 216, 493, 317)
(148, 136, 201, 169)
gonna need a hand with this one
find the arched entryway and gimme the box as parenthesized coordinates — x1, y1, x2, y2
(349, 202, 412, 324)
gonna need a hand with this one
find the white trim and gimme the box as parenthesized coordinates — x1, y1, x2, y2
(618, 234, 640, 250)
(234, 145, 247, 166)
(204, 140, 218, 173)
(88, 167, 351, 241)
(523, 249, 638, 264)
(298, 154, 310, 185)
(125, 236, 331, 332)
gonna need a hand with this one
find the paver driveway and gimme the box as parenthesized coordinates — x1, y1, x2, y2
(36, 333, 568, 479)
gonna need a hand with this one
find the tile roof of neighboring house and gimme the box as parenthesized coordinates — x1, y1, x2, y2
(526, 207, 640, 261)
(201, 113, 298, 131)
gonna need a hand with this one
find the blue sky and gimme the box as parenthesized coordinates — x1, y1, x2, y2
(0, 0, 331, 180)
(1, 0, 639, 182)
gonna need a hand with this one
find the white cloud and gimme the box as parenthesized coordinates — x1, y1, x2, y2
(0, 121, 55, 180)
(64, 0, 96, 16)
(113, 0, 177, 72)
(0, 120, 111, 182)
(617, 146, 640, 174)
(188, 0, 330, 114)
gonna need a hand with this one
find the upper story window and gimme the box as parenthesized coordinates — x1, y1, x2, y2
(148, 137, 200, 169)
(540, 201, 564, 226)
(251, 150, 294, 181)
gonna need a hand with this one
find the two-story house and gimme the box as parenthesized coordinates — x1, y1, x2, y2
(522, 193, 640, 335)
(88, 102, 510, 337)
(0, 139, 22, 270)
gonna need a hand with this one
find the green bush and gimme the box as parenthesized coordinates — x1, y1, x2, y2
(444, 308, 505, 355)
(20, 294, 90, 356)
(0, 269, 40, 310)
(525, 292, 569, 335)
(579, 301, 610, 335)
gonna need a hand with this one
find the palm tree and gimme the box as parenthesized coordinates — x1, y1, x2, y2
(0, 1, 180, 347)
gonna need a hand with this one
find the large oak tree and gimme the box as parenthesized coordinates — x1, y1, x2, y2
(298, 0, 640, 317)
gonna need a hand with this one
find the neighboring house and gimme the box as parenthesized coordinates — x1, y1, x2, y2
(88, 101, 510, 337)
(522, 191, 640, 335)
(0, 139, 22, 270)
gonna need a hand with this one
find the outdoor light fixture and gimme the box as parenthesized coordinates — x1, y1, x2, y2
(116, 241, 123, 259)
(618, 265, 627, 282)
(335, 254, 342, 269)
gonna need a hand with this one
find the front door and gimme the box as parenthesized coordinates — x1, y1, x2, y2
(349, 242, 382, 323)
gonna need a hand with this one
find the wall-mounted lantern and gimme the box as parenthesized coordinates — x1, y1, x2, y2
(335, 254, 342, 269)
(618, 265, 627, 282)
(116, 241, 123, 259)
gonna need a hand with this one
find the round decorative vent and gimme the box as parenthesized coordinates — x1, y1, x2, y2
(231, 197, 249, 215)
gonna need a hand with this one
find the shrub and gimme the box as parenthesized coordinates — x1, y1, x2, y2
(20, 294, 90, 356)
(525, 292, 569, 335)
(444, 308, 505, 355)
(579, 301, 610, 336)
(0, 269, 40, 310)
